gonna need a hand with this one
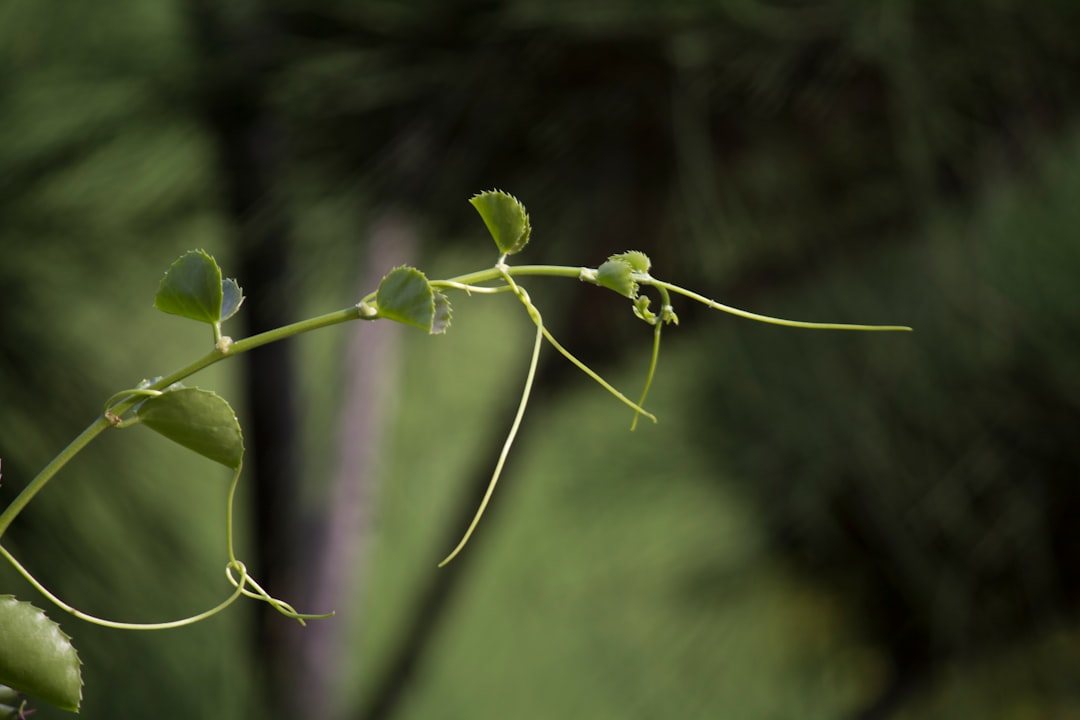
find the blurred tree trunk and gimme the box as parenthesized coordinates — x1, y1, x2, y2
(184, 1, 303, 714)
(297, 213, 414, 720)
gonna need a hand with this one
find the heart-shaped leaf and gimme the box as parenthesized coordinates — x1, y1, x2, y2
(136, 387, 244, 469)
(376, 266, 451, 334)
(0, 596, 82, 712)
(154, 250, 244, 325)
(469, 190, 531, 256)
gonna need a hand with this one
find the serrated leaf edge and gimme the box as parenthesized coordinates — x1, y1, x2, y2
(609, 250, 651, 273)
(0, 595, 83, 712)
(596, 257, 639, 299)
(431, 290, 453, 335)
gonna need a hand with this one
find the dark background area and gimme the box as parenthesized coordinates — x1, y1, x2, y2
(2, 1, 1080, 718)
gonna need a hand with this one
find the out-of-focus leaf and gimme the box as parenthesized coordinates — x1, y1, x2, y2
(219, 277, 245, 322)
(0, 596, 82, 712)
(136, 387, 243, 469)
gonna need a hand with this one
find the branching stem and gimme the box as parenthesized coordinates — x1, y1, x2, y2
(0, 254, 910, 616)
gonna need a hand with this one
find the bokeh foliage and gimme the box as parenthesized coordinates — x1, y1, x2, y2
(3, 0, 1080, 718)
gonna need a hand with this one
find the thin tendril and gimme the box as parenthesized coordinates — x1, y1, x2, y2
(0, 543, 246, 631)
(221, 465, 332, 622)
(497, 266, 658, 423)
(0, 243, 911, 635)
(536, 325, 657, 423)
(438, 317, 544, 567)
(631, 320, 663, 431)
(225, 563, 332, 622)
(646, 277, 913, 332)
(224, 465, 241, 565)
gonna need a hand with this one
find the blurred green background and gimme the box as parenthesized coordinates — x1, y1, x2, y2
(3, 1, 1080, 718)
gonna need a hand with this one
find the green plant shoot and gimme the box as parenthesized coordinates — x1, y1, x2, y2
(0, 189, 910, 713)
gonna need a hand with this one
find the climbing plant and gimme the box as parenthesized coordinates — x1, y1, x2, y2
(0, 191, 910, 715)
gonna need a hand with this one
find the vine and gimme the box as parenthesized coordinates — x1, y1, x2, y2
(0, 190, 911, 714)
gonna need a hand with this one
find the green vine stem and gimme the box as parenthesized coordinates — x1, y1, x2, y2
(0, 265, 623, 542)
(0, 192, 913, 716)
(0, 305, 372, 541)
(0, 258, 911, 609)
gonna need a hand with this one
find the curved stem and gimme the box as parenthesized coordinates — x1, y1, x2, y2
(0, 543, 246, 630)
(224, 465, 242, 566)
(225, 563, 332, 622)
(631, 321, 663, 431)
(0, 305, 372, 539)
(0, 255, 912, 617)
(0, 418, 111, 539)
(438, 319, 544, 567)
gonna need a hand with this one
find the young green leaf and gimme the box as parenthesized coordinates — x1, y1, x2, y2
(610, 250, 651, 273)
(633, 295, 657, 323)
(596, 256, 638, 298)
(135, 387, 244, 469)
(154, 250, 244, 325)
(376, 266, 446, 333)
(0, 596, 82, 713)
(469, 190, 531, 256)
(220, 277, 245, 322)
(154, 250, 223, 323)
